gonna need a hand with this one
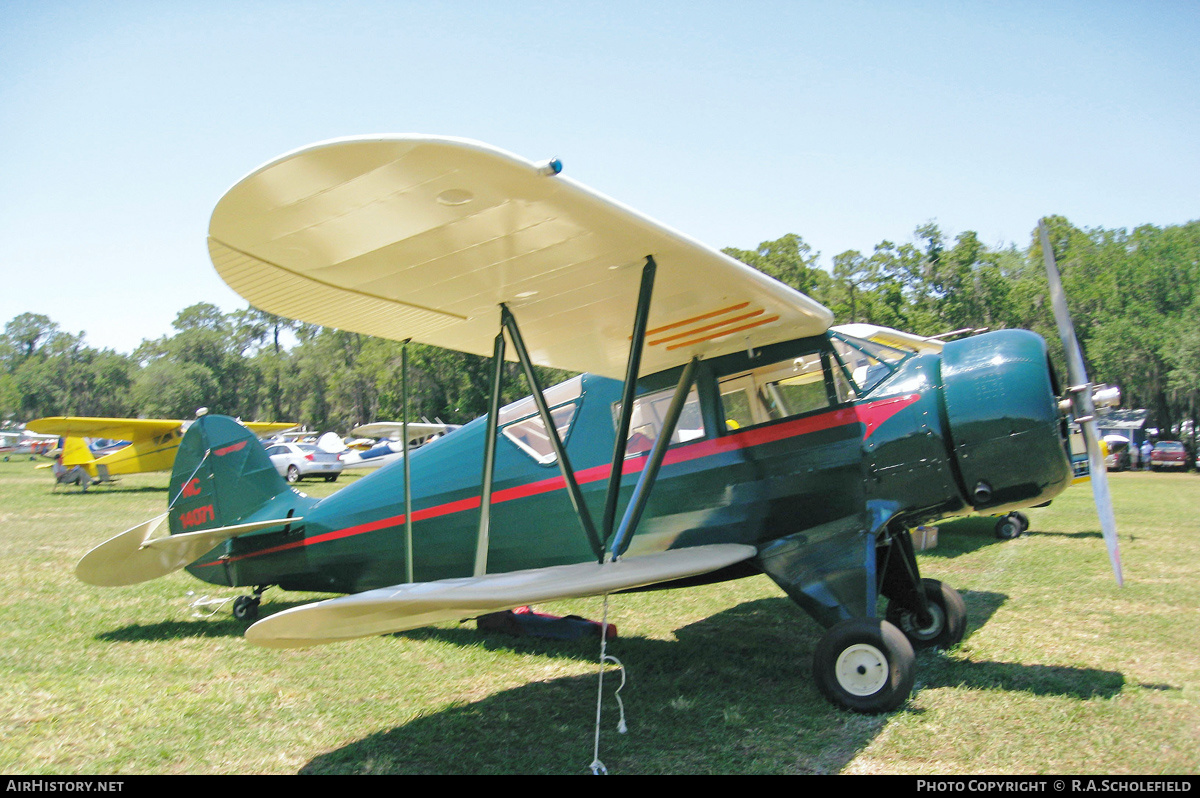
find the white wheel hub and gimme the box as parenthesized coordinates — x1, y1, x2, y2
(835, 643, 889, 696)
(905, 603, 945, 639)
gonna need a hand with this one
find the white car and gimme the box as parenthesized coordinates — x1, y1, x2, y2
(264, 442, 344, 483)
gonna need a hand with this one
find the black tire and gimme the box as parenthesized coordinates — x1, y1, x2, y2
(813, 618, 915, 714)
(885, 578, 967, 650)
(286, 465, 301, 483)
(995, 514, 1021, 539)
(232, 595, 260, 622)
(324, 474, 338, 482)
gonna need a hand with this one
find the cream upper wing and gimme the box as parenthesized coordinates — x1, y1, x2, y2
(208, 135, 832, 379)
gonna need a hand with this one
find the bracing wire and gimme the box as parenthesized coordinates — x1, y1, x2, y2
(167, 448, 211, 511)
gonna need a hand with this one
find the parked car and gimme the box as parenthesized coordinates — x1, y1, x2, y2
(1104, 437, 1132, 471)
(264, 442, 344, 482)
(1150, 440, 1189, 471)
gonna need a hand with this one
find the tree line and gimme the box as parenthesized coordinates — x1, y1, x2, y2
(3, 216, 1197, 447)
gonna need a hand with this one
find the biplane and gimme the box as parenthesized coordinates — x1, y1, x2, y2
(27, 413, 296, 486)
(74, 136, 1122, 713)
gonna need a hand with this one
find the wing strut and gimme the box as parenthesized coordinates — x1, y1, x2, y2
(501, 304, 604, 561)
(475, 255, 682, 568)
(602, 256, 657, 548)
(474, 330, 507, 576)
(402, 340, 414, 583)
(611, 355, 700, 559)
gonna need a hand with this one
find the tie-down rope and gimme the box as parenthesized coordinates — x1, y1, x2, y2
(589, 594, 627, 775)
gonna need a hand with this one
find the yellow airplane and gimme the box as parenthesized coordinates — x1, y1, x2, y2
(27, 412, 296, 486)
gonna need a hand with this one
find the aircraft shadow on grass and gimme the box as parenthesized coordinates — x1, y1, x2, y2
(50, 485, 170, 496)
(94, 596, 334, 643)
(97, 617, 250, 643)
(295, 595, 1127, 775)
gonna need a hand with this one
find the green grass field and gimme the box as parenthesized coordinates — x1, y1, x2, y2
(1, 457, 1197, 775)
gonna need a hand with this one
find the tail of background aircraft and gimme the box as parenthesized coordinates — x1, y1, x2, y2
(168, 414, 309, 536)
(59, 436, 97, 476)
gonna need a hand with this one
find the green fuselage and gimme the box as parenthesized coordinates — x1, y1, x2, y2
(183, 328, 1072, 627)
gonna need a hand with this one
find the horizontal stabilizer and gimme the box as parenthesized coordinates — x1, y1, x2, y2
(75, 515, 303, 587)
(245, 543, 758, 649)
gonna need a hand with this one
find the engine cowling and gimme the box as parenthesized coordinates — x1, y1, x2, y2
(940, 330, 1072, 513)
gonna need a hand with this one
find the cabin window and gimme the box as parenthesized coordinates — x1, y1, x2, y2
(718, 350, 851, 430)
(614, 387, 704, 457)
(498, 376, 584, 465)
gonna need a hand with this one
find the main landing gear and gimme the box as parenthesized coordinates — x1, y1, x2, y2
(885, 578, 967, 651)
(810, 529, 968, 714)
(813, 618, 916, 714)
(812, 579, 966, 714)
(994, 511, 1029, 540)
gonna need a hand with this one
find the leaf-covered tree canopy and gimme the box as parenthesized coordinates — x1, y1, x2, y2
(5, 218, 1197, 451)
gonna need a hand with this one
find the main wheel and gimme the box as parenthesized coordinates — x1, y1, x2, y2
(885, 578, 967, 650)
(232, 595, 261, 622)
(994, 513, 1022, 539)
(286, 465, 301, 483)
(813, 618, 915, 714)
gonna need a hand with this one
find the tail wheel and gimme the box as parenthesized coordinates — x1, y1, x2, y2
(232, 595, 261, 622)
(813, 618, 915, 714)
(885, 578, 967, 650)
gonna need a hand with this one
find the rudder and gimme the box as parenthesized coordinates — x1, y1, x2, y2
(60, 436, 97, 475)
(168, 414, 300, 536)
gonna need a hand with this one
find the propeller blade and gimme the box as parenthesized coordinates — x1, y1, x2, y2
(1038, 220, 1123, 586)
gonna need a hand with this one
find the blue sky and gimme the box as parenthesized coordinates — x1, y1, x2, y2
(2, 1, 1196, 354)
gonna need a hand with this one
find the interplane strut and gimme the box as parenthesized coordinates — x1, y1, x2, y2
(474, 256, 685, 570)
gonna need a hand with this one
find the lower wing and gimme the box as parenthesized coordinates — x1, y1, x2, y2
(245, 543, 757, 649)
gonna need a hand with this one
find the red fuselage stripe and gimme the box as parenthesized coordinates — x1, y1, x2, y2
(202, 394, 920, 565)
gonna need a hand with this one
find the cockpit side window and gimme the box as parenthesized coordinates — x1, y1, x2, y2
(612, 387, 704, 458)
(498, 376, 584, 465)
(718, 347, 854, 431)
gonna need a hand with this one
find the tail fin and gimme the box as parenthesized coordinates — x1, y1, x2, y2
(60, 436, 97, 475)
(74, 416, 311, 588)
(168, 414, 307, 536)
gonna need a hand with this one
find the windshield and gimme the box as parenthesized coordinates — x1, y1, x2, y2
(829, 332, 913, 395)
